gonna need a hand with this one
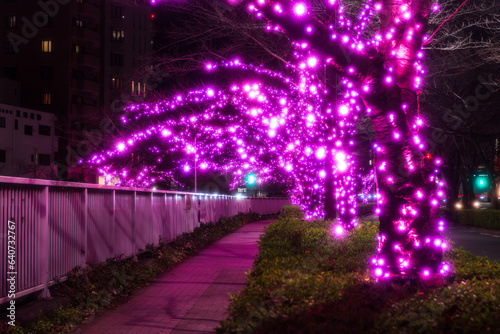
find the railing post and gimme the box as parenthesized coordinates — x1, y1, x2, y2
(83, 188, 88, 266)
(132, 191, 137, 261)
(164, 193, 168, 241)
(112, 190, 116, 256)
(151, 192, 154, 245)
(37, 185, 51, 300)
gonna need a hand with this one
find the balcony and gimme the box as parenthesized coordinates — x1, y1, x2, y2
(72, 27, 100, 46)
(71, 78, 100, 95)
(71, 104, 100, 116)
(72, 53, 100, 70)
(74, 2, 101, 20)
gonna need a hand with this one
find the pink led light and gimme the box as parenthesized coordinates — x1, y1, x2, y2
(293, 3, 307, 16)
(116, 143, 126, 152)
(339, 105, 349, 116)
(316, 147, 326, 159)
(307, 57, 318, 67)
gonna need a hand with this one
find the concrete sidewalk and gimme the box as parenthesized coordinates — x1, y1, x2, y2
(74, 220, 271, 334)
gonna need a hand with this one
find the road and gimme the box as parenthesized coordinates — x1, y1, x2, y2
(445, 224, 500, 263)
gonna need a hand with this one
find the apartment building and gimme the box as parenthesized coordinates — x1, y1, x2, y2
(0, 0, 152, 181)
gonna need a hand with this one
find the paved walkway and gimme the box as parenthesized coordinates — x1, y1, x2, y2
(75, 220, 271, 334)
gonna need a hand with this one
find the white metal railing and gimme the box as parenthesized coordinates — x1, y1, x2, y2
(0, 176, 290, 304)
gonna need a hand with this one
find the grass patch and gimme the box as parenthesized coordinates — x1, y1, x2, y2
(0, 212, 270, 334)
(218, 214, 500, 333)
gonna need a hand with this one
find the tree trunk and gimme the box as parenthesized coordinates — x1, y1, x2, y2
(462, 176, 475, 209)
(364, 84, 443, 274)
(324, 169, 337, 220)
(489, 184, 499, 210)
(446, 166, 460, 210)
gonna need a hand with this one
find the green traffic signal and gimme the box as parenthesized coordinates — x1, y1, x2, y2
(475, 175, 489, 190)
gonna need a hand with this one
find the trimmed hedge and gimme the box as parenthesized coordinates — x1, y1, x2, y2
(280, 203, 376, 220)
(218, 214, 500, 333)
(441, 208, 500, 230)
(456, 209, 500, 230)
(280, 205, 304, 219)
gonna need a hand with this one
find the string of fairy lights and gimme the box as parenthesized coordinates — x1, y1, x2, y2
(92, 0, 453, 280)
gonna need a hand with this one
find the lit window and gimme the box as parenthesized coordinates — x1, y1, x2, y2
(5, 15, 16, 28)
(74, 44, 83, 54)
(131, 81, 145, 96)
(74, 19, 83, 28)
(112, 30, 125, 41)
(41, 40, 52, 53)
(41, 92, 52, 105)
(111, 77, 123, 89)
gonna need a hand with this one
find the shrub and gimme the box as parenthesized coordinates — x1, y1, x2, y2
(441, 208, 500, 230)
(279, 205, 304, 219)
(457, 209, 500, 230)
(218, 215, 500, 333)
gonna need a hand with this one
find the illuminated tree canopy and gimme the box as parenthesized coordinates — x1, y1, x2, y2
(91, 0, 460, 281)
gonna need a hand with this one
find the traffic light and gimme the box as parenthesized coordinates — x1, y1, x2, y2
(246, 173, 257, 186)
(474, 175, 489, 190)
